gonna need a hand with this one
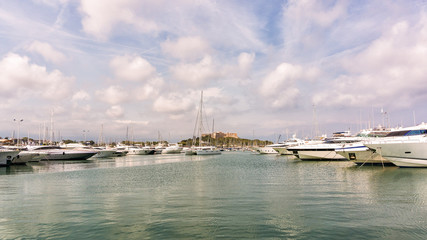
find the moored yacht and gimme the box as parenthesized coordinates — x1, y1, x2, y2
(27, 145, 97, 161)
(162, 144, 183, 154)
(364, 123, 427, 167)
(125, 145, 154, 155)
(195, 146, 221, 155)
(272, 135, 305, 155)
(335, 127, 393, 166)
(255, 143, 283, 154)
(288, 133, 360, 160)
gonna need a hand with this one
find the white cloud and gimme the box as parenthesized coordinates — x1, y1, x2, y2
(170, 55, 221, 85)
(284, 0, 347, 28)
(95, 85, 129, 105)
(313, 17, 427, 108)
(161, 36, 211, 61)
(26, 41, 67, 64)
(106, 105, 124, 118)
(133, 77, 164, 101)
(237, 52, 255, 78)
(72, 90, 91, 101)
(0, 53, 74, 101)
(260, 62, 319, 108)
(153, 92, 194, 114)
(110, 55, 156, 82)
(79, 0, 159, 40)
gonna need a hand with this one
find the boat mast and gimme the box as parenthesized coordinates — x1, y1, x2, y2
(198, 91, 203, 147)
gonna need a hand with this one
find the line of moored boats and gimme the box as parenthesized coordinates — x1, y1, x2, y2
(254, 122, 427, 167)
(0, 142, 223, 167)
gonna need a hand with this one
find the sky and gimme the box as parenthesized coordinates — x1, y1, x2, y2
(1, 0, 427, 143)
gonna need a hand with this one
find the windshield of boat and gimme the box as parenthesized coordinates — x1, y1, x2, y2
(385, 129, 427, 137)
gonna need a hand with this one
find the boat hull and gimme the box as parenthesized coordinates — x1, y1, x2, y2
(366, 141, 427, 167)
(93, 150, 116, 158)
(273, 147, 293, 155)
(293, 150, 346, 160)
(196, 150, 221, 155)
(0, 150, 20, 166)
(40, 151, 97, 161)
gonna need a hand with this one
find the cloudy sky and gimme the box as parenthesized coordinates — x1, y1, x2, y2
(1, 0, 427, 142)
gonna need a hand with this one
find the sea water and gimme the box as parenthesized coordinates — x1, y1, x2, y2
(0, 152, 426, 239)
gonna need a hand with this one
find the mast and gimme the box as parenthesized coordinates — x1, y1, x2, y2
(198, 91, 203, 147)
(50, 109, 54, 144)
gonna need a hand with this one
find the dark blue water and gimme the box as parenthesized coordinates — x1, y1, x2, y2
(0, 152, 426, 239)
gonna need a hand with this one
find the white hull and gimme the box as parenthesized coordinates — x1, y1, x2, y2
(335, 145, 392, 165)
(256, 146, 278, 154)
(162, 146, 183, 154)
(127, 149, 153, 155)
(0, 150, 20, 166)
(385, 157, 427, 167)
(39, 151, 97, 160)
(196, 150, 221, 155)
(13, 152, 40, 164)
(93, 150, 116, 158)
(296, 150, 346, 160)
(273, 147, 293, 155)
(337, 150, 390, 165)
(366, 140, 427, 167)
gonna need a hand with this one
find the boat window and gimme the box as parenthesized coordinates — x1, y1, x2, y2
(385, 130, 410, 137)
(404, 129, 427, 136)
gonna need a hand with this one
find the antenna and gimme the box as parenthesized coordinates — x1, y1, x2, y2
(413, 110, 416, 126)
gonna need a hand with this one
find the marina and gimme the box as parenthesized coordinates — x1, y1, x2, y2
(2, 1, 427, 239)
(0, 152, 426, 239)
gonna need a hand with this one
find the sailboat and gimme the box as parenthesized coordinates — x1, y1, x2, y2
(186, 91, 221, 155)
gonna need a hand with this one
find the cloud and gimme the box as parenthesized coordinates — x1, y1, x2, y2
(161, 36, 211, 61)
(313, 17, 427, 108)
(0, 53, 74, 101)
(95, 85, 129, 105)
(170, 55, 221, 85)
(237, 52, 255, 78)
(79, 0, 159, 40)
(110, 55, 156, 82)
(106, 105, 124, 118)
(26, 41, 67, 64)
(72, 90, 91, 101)
(284, 0, 347, 28)
(260, 62, 319, 108)
(153, 92, 195, 114)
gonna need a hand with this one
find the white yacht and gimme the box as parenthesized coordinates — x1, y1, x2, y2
(162, 144, 183, 154)
(124, 145, 154, 155)
(92, 147, 116, 158)
(288, 134, 360, 161)
(195, 146, 221, 155)
(272, 135, 305, 155)
(255, 143, 283, 154)
(334, 128, 392, 166)
(364, 123, 427, 167)
(0, 148, 20, 166)
(27, 145, 98, 161)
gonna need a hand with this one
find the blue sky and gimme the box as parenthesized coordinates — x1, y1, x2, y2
(1, 0, 427, 142)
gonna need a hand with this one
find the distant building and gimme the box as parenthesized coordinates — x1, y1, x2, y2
(202, 131, 238, 139)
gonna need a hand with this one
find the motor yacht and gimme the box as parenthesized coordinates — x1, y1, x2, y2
(288, 135, 360, 160)
(27, 145, 97, 161)
(364, 123, 427, 167)
(272, 135, 305, 155)
(162, 144, 183, 154)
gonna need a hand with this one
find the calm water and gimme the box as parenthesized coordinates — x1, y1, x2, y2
(0, 152, 426, 239)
